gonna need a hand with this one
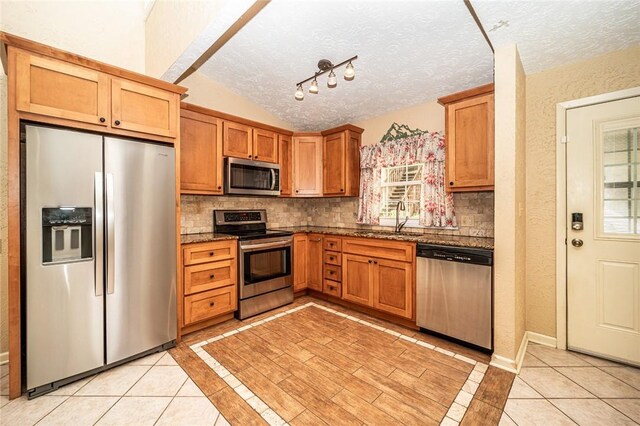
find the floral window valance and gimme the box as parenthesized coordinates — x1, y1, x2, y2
(357, 124, 457, 228)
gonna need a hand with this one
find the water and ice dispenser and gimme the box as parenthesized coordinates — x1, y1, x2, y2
(41, 207, 93, 264)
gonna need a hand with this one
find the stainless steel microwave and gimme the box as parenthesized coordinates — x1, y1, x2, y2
(225, 157, 281, 196)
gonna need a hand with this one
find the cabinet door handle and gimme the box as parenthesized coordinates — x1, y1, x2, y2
(373, 260, 378, 264)
(255, 155, 258, 159)
(449, 181, 454, 186)
(209, 302, 216, 307)
(340, 189, 344, 192)
(248, 155, 252, 158)
(209, 274, 215, 279)
(328, 271, 334, 274)
(368, 260, 372, 264)
(114, 120, 121, 126)
(99, 117, 106, 123)
(209, 251, 214, 256)
(218, 186, 222, 190)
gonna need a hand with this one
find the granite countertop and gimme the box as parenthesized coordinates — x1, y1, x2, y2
(271, 226, 494, 250)
(180, 232, 238, 245)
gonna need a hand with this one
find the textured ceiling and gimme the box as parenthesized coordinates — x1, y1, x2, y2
(473, 0, 640, 74)
(198, 0, 493, 131)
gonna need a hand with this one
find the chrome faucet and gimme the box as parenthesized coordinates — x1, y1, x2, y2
(395, 201, 408, 233)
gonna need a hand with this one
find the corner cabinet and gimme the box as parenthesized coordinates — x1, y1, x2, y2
(322, 125, 362, 197)
(292, 134, 323, 196)
(279, 134, 292, 196)
(180, 108, 223, 194)
(438, 84, 494, 192)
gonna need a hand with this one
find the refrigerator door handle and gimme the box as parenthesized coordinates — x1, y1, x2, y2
(106, 173, 115, 295)
(95, 172, 104, 297)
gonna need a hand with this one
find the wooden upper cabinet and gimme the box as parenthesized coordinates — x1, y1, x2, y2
(322, 132, 346, 195)
(223, 121, 253, 159)
(342, 253, 374, 306)
(373, 259, 413, 319)
(15, 52, 110, 126)
(322, 125, 362, 197)
(438, 84, 494, 192)
(293, 234, 308, 291)
(307, 234, 324, 291)
(279, 134, 292, 196)
(180, 108, 223, 194)
(253, 128, 278, 163)
(111, 78, 178, 138)
(293, 135, 323, 196)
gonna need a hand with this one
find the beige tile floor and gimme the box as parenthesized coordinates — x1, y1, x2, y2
(0, 351, 229, 426)
(500, 343, 640, 425)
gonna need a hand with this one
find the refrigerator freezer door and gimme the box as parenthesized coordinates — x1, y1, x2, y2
(104, 137, 176, 364)
(26, 125, 104, 391)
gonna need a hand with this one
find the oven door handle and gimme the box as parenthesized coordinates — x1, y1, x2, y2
(240, 241, 291, 251)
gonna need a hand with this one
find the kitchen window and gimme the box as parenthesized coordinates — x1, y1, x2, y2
(379, 164, 423, 227)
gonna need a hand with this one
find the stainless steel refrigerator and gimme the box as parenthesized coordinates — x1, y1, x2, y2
(24, 125, 177, 397)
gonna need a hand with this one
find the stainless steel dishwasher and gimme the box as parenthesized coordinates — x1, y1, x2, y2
(416, 244, 493, 351)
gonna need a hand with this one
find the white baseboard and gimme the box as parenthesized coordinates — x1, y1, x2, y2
(491, 331, 528, 374)
(491, 331, 558, 374)
(0, 351, 8, 365)
(527, 331, 557, 348)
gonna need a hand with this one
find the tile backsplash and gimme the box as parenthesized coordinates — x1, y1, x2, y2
(181, 192, 494, 237)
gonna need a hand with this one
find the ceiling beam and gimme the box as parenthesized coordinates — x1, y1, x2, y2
(464, 0, 494, 53)
(172, 0, 270, 85)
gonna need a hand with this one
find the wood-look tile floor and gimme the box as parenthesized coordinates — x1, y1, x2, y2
(172, 296, 514, 426)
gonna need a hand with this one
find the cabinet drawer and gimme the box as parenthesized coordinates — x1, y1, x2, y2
(184, 259, 236, 295)
(184, 286, 237, 325)
(183, 240, 236, 266)
(324, 264, 341, 282)
(324, 250, 341, 266)
(323, 280, 341, 298)
(342, 238, 415, 262)
(323, 237, 342, 251)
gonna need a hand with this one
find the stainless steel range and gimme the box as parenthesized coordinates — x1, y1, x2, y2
(214, 210, 293, 319)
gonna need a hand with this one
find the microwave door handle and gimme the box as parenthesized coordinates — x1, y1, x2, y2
(270, 169, 276, 190)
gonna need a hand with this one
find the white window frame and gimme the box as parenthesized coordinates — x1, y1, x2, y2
(379, 164, 423, 228)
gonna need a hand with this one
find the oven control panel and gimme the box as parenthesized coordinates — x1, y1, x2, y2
(225, 211, 262, 222)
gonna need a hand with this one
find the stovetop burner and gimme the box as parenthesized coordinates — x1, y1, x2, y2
(213, 209, 292, 241)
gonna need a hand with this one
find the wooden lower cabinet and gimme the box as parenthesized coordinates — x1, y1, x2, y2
(181, 240, 238, 333)
(184, 286, 236, 325)
(293, 234, 308, 291)
(294, 234, 415, 321)
(373, 258, 413, 319)
(342, 254, 374, 306)
(307, 234, 324, 291)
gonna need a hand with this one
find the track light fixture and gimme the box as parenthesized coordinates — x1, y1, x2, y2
(294, 55, 357, 100)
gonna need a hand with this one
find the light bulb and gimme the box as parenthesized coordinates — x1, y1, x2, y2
(327, 70, 337, 88)
(295, 84, 304, 101)
(309, 78, 319, 94)
(344, 61, 355, 81)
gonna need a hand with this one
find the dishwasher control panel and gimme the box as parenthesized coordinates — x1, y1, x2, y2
(417, 244, 492, 266)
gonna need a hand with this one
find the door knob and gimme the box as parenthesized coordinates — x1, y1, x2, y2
(571, 239, 584, 247)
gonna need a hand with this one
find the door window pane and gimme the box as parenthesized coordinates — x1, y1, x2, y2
(601, 126, 639, 235)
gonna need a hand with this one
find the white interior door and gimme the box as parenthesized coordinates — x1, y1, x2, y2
(567, 96, 640, 366)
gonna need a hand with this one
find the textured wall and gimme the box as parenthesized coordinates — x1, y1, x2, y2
(354, 100, 445, 146)
(181, 192, 494, 237)
(525, 44, 640, 337)
(182, 72, 294, 129)
(492, 44, 527, 364)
